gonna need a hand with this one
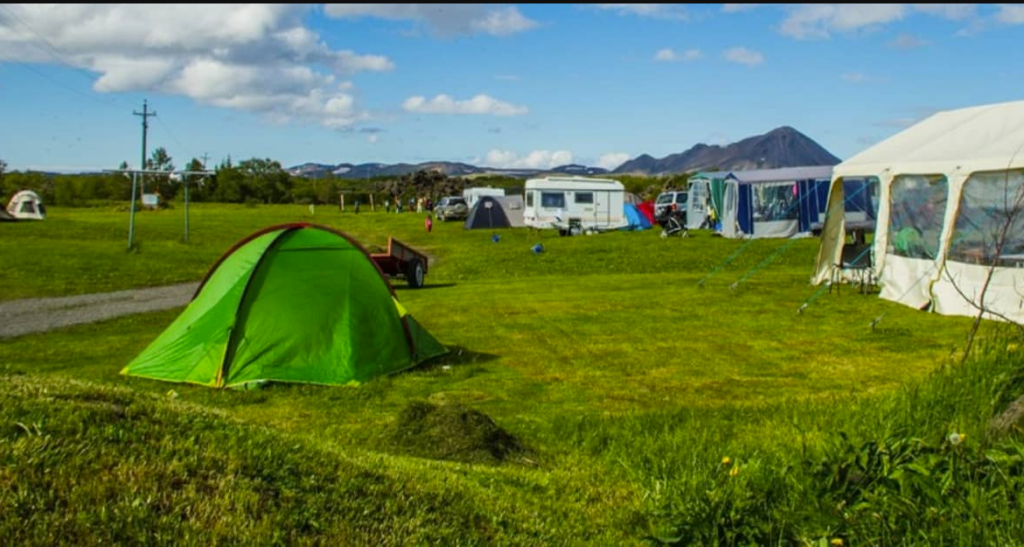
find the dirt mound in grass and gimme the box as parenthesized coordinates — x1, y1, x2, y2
(392, 401, 530, 465)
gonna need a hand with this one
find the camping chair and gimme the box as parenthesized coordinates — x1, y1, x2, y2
(830, 242, 875, 295)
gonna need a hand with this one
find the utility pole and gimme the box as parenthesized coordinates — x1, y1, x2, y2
(200, 153, 210, 169)
(133, 99, 156, 198)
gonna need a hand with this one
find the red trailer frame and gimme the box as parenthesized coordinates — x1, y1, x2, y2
(369, 236, 429, 288)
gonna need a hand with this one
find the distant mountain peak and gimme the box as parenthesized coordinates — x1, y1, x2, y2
(613, 126, 839, 175)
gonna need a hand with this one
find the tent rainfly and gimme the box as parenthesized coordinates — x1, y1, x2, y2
(464, 195, 524, 229)
(123, 223, 447, 387)
(812, 99, 1024, 323)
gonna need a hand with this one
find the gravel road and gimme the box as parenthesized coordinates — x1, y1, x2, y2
(0, 282, 198, 339)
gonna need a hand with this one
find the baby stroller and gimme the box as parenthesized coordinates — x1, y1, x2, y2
(659, 210, 689, 238)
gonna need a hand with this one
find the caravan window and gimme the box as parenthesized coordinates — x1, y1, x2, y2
(888, 174, 947, 260)
(948, 170, 1024, 266)
(526, 192, 534, 207)
(574, 192, 593, 204)
(541, 192, 565, 208)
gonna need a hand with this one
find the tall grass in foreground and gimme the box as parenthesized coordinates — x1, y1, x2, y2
(552, 331, 1024, 545)
(3, 333, 1021, 544)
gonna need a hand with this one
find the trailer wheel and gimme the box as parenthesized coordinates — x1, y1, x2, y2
(405, 258, 425, 288)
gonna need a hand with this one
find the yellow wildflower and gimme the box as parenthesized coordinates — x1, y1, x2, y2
(721, 456, 732, 466)
(830, 539, 844, 547)
(729, 465, 740, 477)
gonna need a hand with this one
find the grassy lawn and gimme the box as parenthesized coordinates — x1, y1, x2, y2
(4, 203, 1017, 544)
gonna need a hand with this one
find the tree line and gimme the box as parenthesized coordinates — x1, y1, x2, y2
(0, 150, 689, 208)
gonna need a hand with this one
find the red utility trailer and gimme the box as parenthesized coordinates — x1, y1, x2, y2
(369, 236, 428, 288)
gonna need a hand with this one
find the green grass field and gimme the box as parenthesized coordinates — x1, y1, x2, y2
(3, 204, 1022, 544)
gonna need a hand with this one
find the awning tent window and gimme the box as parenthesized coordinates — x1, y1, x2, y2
(752, 182, 799, 222)
(948, 170, 1024, 266)
(887, 174, 947, 260)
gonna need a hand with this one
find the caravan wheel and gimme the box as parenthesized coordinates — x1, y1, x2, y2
(405, 258, 425, 288)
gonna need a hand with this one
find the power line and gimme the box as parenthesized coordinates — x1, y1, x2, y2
(7, 61, 119, 111)
(0, 4, 115, 99)
(155, 114, 197, 162)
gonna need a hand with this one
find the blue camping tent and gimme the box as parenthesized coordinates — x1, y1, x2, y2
(623, 203, 651, 230)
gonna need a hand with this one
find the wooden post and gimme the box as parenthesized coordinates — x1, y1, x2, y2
(370, 194, 375, 212)
(340, 193, 345, 212)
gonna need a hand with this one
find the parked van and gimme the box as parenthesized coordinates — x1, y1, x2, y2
(523, 176, 625, 232)
(462, 187, 505, 208)
(654, 190, 688, 220)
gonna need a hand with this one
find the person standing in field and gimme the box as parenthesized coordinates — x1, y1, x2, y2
(425, 214, 433, 233)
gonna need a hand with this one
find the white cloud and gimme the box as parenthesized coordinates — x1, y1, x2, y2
(322, 4, 538, 36)
(654, 48, 702, 62)
(368, 134, 379, 144)
(481, 149, 574, 169)
(996, 4, 1024, 24)
(722, 46, 764, 66)
(722, 4, 760, 13)
(593, 4, 688, 21)
(596, 153, 631, 170)
(780, 4, 977, 39)
(911, 4, 976, 20)
(0, 4, 392, 129)
(888, 33, 928, 49)
(841, 72, 869, 83)
(471, 6, 539, 35)
(780, 4, 907, 39)
(403, 94, 528, 116)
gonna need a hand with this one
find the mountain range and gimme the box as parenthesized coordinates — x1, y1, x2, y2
(287, 126, 840, 179)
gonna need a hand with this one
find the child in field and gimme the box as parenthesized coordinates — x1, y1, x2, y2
(425, 214, 433, 233)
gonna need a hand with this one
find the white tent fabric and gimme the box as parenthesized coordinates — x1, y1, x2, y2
(494, 195, 525, 228)
(6, 190, 46, 220)
(813, 99, 1024, 322)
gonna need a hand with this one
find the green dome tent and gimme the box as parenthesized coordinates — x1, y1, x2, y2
(122, 223, 447, 388)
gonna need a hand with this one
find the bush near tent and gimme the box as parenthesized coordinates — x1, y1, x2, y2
(122, 223, 447, 388)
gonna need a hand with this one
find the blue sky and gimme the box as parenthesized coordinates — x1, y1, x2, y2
(2, 4, 1023, 172)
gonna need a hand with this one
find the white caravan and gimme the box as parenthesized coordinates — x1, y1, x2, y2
(523, 176, 626, 233)
(462, 187, 505, 208)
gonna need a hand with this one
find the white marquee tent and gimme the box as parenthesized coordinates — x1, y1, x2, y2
(813, 99, 1024, 322)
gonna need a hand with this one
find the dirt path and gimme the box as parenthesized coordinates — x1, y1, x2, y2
(0, 282, 199, 339)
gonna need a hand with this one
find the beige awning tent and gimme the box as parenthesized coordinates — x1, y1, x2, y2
(813, 99, 1024, 322)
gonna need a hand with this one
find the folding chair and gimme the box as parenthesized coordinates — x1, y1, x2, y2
(830, 243, 875, 294)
